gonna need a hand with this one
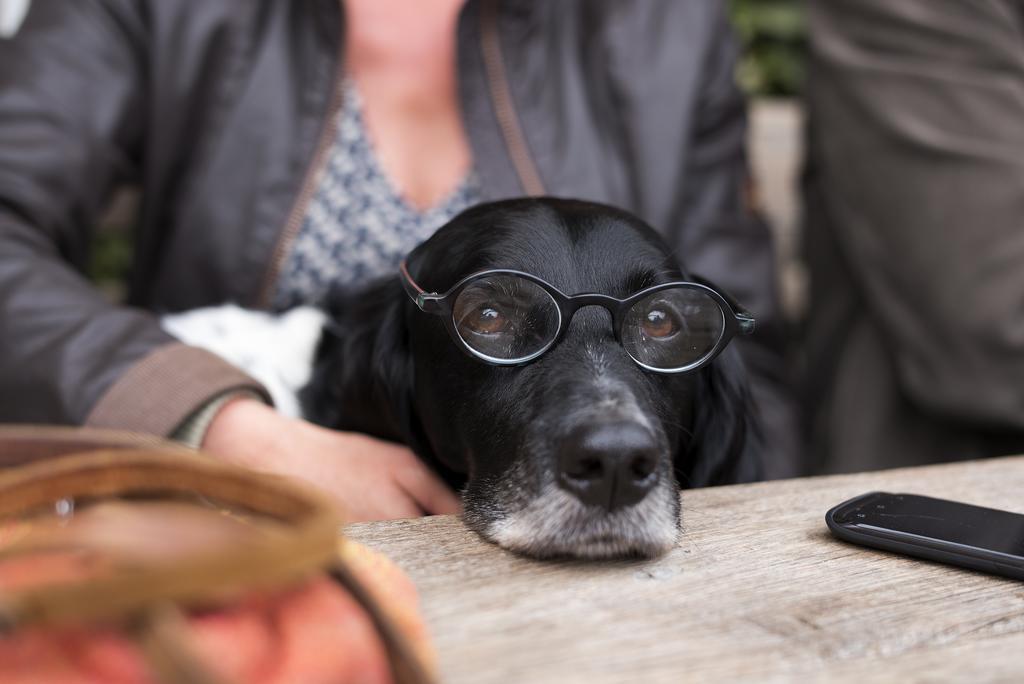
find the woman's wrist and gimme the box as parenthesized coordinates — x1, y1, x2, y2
(172, 390, 262, 449)
(202, 396, 286, 468)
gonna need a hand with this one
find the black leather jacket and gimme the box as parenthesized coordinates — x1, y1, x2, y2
(0, 0, 799, 476)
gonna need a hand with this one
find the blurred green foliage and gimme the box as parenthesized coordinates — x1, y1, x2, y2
(89, 191, 135, 299)
(729, 0, 806, 97)
(90, 229, 132, 299)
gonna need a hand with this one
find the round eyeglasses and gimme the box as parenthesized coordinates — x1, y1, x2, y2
(399, 260, 755, 374)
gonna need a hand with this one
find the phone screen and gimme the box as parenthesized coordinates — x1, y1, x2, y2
(833, 493, 1024, 558)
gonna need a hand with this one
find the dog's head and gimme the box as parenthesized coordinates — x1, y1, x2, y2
(304, 198, 760, 558)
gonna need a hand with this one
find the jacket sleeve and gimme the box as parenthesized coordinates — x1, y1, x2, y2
(672, 4, 801, 478)
(0, 0, 268, 435)
(807, 0, 1024, 429)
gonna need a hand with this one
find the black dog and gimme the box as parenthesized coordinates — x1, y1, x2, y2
(303, 198, 760, 558)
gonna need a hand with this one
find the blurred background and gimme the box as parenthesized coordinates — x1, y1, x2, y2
(731, 0, 806, 324)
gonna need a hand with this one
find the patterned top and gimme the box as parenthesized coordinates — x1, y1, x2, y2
(272, 81, 482, 310)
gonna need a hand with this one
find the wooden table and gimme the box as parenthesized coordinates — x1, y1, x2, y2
(349, 457, 1024, 682)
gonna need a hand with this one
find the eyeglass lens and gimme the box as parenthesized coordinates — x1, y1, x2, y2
(452, 275, 561, 361)
(620, 288, 725, 370)
(452, 275, 726, 369)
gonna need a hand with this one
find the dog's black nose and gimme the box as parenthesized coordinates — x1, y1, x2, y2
(557, 422, 659, 511)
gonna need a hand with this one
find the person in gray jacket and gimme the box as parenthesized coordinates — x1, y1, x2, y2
(803, 0, 1024, 473)
(0, 0, 799, 517)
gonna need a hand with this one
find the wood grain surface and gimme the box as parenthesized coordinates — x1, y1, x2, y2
(348, 457, 1024, 683)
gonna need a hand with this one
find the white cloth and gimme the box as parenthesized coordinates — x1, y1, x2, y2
(161, 306, 326, 418)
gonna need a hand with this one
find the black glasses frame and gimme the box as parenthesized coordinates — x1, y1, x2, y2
(399, 260, 755, 374)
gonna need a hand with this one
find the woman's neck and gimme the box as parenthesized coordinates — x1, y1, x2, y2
(343, 0, 472, 211)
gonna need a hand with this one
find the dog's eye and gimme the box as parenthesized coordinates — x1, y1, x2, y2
(641, 307, 679, 339)
(463, 305, 510, 335)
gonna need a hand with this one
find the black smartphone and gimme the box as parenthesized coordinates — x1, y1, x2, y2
(826, 492, 1024, 581)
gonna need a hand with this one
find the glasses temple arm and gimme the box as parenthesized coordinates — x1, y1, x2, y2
(689, 274, 756, 335)
(399, 259, 442, 313)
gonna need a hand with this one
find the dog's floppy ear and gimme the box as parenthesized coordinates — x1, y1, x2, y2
(678, 346, 763, 487)
(301, 276, 420, 448)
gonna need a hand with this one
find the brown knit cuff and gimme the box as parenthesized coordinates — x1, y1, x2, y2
(85, 343, 272, 437)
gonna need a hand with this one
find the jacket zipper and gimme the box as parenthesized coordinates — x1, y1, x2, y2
(480, 0, 546, 196)
(257, 21, 348, 308)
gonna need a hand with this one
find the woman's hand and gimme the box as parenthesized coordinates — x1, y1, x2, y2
(202, 398, 461, 521)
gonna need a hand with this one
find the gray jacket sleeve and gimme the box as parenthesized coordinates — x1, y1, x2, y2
(807, 0, 1024, 429)
(0, 0, 267, 433)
